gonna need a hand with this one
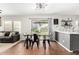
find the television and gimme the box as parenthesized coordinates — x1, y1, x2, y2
(54, 18, 58, 25)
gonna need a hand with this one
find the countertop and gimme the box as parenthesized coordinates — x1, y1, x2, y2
(53, 26, 79, 34)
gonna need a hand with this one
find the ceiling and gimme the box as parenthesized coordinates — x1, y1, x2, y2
(0, 3, 79, 15)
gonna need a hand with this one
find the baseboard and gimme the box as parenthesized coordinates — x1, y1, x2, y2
(20, 40, 24, 42)
(57, 42, 72, 52)
(50, 40, 56, 42)
(9, 40, 21, 48)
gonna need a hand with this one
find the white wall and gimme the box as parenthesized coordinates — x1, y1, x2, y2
(51, 15, 79, 26)
(0, 16, 31, 40)
(0, 19, 4, 31)
(0, 15, 79, 40)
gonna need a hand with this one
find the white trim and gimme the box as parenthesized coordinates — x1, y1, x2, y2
(57, 42, 73, 52)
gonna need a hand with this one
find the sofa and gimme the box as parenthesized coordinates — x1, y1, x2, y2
(0, 31, 20, 43)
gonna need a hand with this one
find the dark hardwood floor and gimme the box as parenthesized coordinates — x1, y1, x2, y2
(0, 41, 78, 55)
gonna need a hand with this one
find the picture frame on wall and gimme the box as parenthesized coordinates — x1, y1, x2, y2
(54, 18, 59, 25)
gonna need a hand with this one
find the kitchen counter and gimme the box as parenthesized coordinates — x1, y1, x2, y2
(53, 26, 79, 34)
(53, 26, 79, 51)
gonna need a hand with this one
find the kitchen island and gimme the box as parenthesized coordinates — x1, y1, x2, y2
(53, 27, 79, 52)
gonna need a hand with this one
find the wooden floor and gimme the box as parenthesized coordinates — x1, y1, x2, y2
(0, 41, 78, 55)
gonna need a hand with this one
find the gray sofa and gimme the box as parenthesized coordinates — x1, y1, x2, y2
(0, 31, 20, 43)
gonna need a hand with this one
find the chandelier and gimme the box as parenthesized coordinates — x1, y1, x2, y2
(36, 3, 47, 9)
(0, 10, 2, 13)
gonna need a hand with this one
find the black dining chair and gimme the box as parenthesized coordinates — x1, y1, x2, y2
(43, 35, 46, 50)
(24, 35, 31, 49)
(46, 35, 51, 46)
(31, 34, 40, 49)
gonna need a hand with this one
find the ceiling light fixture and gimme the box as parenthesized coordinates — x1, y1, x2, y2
(0, 10, 2, 13)
(36, 3, 47, 9)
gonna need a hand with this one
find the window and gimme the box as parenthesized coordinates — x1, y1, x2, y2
(14, 21, 21, 33)
(31, 20, 48, 35)
(4, 21, 21, 33)
(4, 21, 12, 31)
